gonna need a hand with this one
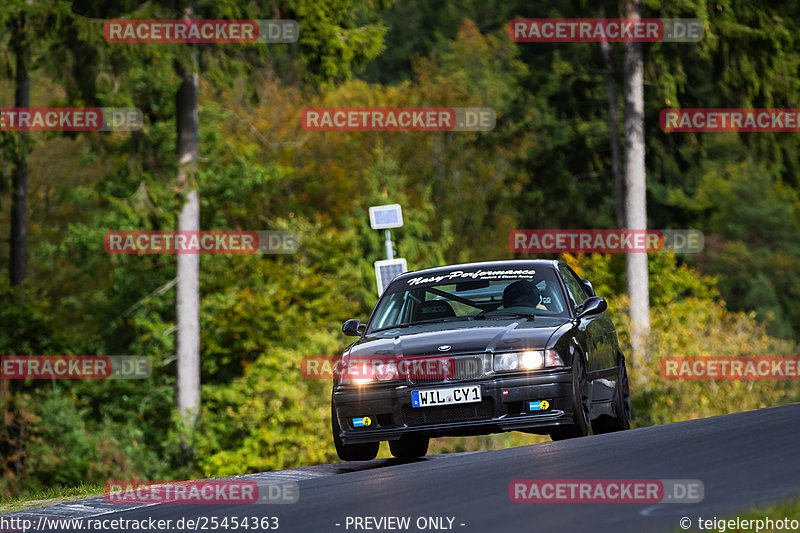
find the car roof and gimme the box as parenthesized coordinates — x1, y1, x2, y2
(391, 259, 561, 283)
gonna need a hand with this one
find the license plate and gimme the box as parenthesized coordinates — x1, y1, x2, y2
(411, 385, 481, 408)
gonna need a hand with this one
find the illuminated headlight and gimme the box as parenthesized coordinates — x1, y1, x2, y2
(494, 350, 564, 372)
(341, 359, 399, 385)
(341, 371, 374, 386)
(340, 358, 375, 385)
(520, 350, 544, 369)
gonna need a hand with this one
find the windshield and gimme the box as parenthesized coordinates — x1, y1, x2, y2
(367, 267, 570, 333)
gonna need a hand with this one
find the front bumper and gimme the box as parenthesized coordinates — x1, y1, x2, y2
(333, 369, 575, 444)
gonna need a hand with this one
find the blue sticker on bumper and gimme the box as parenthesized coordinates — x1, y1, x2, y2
(529, 400, 551, 411)
(352, 417, 372, 427)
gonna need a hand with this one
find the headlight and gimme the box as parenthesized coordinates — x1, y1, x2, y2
(339, 357, 374, 385)
(494, 353, 520, 371)
(494, 350, 564, 372)
(340, 358, 400, 385)
(520, 350, 544, 369)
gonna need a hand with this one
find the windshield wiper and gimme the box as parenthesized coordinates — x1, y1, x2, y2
(474, 311, 535, 321)
(369, 316, 472, 333)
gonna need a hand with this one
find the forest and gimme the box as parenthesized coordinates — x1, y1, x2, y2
(1, 0, 799, 497)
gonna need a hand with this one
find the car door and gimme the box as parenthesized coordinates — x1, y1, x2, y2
(558, 264, 615, 373)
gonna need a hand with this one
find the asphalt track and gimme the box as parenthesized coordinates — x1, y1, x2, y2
(5, 403, 800, 533)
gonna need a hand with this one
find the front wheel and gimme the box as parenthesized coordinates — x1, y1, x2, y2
(550, 352, 591, 441)
(592, 356, 631, 434)
(332, 401, 379, 461)
(389, 435, 429, 458)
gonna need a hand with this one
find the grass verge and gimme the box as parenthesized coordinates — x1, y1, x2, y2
(0, 483, 105, 514)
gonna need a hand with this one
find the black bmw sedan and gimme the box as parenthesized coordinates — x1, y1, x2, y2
(332, 260, 630, 461)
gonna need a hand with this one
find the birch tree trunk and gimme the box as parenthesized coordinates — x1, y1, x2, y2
(622, 0, 650, 361)
(175, 9, 201, 433)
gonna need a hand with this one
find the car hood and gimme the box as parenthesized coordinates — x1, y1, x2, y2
(349, 318, 570, 357)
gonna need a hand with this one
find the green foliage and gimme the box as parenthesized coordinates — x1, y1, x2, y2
(0, 284, 72, 355)
(632, 294, 797, 427)
(568, 253, 798, 429)
(290, 0, 391, 86)
(3, 0, 800, 498)
(578, 254, 800, 427)
(664, 149, 800, 338)
(195, 332, 339, 475)
(1, 388, 170, 497)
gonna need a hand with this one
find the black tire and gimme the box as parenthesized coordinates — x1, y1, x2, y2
(331, 401, 379, 461)
(389, 435, 429, 458)
(592, 356, 631, 434)
(550, 352, 591, 441)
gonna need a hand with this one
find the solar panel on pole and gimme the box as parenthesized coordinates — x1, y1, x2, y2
(368, 204, 403, 230)
(375, 258, 407, 295)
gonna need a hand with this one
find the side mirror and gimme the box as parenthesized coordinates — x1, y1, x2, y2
(581, 279, 595, 296)
(342, 319, 365, 337)
(576, 296, 607, 319)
